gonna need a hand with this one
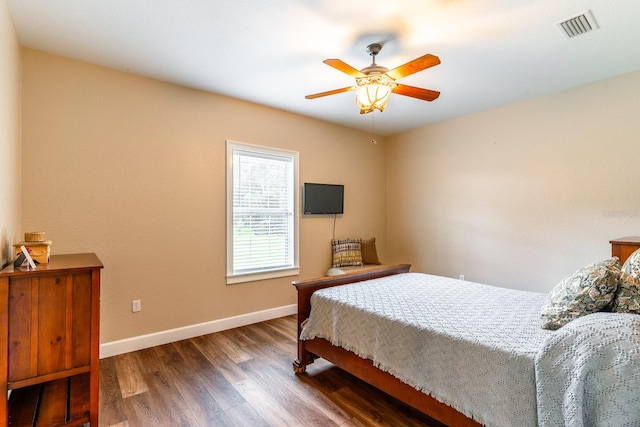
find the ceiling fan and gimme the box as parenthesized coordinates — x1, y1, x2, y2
(305, 43, 441, 114)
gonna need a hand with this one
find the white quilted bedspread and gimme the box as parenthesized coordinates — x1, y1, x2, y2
(300, 273, 551, 426)
(300, 273, 640, 426)
(535, 312, 640, 426)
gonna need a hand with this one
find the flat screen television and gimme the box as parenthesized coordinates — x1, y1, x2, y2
(303, 183, 344, 215)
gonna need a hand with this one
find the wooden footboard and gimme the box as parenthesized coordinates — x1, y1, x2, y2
(292, 264, 482, 427)
(292, 264, 411, 371)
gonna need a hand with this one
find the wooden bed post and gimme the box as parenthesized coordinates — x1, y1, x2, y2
(293, 280, 316, 373)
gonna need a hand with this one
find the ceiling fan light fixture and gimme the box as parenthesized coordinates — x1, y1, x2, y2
(306, 43, 440, 113)
(355, 74, 396, 114)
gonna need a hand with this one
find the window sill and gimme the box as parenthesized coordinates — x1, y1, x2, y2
(226, 267, 300, 285)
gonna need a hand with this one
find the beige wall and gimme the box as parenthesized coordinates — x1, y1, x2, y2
(387, 71, 640, 292)
(18, 41, 640, 342)
(21, 49, 387, 343)
(0, 0, 21, 268)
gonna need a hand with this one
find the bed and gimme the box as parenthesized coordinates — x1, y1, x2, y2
(292, 239, 640, 426)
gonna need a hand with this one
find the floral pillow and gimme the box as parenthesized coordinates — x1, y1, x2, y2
(611, 248, 640, 314)
(540, 257, 621, 330)
(331, 238, 363, 268)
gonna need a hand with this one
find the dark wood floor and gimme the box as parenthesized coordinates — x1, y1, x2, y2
(99, 314, 445, 426)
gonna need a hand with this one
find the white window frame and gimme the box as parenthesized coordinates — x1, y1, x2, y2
(226, 140, 299, 284)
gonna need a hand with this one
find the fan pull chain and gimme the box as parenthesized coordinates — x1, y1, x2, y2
(371, 111, 378, 144)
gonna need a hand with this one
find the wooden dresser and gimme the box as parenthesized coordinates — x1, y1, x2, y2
(0, 253, 103, 426)
(610, 236, 640, 264)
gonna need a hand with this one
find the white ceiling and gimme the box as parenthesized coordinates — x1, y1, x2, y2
(7, 0, 640, 136)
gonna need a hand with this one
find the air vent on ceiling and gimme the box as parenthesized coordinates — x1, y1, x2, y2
(556, 9, 599, 38)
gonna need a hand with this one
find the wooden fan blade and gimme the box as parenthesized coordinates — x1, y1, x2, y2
(323, 59, 367, 78)
(386, 54, 441, 80)
(305, 86, 353, 99)
(392, 83, 440, 101)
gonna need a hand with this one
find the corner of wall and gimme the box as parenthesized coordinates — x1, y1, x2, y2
(0, 0, 22, 268)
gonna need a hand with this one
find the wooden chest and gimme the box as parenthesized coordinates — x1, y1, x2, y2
(0, 253, 102, 426)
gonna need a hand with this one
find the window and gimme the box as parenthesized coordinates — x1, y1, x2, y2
(226, 140, 299, 284)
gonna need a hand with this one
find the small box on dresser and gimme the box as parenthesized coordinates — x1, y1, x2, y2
(12, 241, 51, 264)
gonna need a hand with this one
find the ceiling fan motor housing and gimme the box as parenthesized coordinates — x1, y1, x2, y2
(366, 43, 383, 57)
(360, 64, 390, 76)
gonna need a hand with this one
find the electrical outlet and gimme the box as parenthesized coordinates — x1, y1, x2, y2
(132, 299, 141, 313)
(459, 275, 465, 281)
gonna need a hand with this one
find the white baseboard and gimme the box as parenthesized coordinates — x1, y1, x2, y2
(99, 304, 297, 359)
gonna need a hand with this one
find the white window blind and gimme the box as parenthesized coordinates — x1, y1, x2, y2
(226, 140, 299, 284)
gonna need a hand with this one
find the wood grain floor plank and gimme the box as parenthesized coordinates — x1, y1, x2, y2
(221, 326, 258, 348)
(152, 343, 230, 426)
(245, 321, 299, 358)
(184, 337, 248, 411)
(333, 383, 438, 427)
(214, 330, 254, 363)
(190, 334, 248, 385)
(305, 359, 444, 427)
(99, 356, 128, 426)
(268, 315, 299, 343)
(241, 356, 352, 426)
(116, 353, 149, 398)
(100, 315, 445, 427)
(232, 377, 314, 427)
(122, 345, 197, 426)
(119, 389, 164, 427)
(114, 351, 149, 398)
(224, 402, 270, 427)
(228, 319, 356, 425)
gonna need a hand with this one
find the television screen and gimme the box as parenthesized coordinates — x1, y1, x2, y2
(303, 183, 344, 215)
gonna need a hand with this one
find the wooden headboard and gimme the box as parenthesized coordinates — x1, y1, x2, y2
(610, 236, 640, 264)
